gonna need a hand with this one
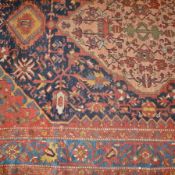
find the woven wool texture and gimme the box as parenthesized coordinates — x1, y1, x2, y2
(0, 0, 175, 174)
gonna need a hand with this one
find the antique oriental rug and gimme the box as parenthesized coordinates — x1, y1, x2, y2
(0, 0, 175, 174)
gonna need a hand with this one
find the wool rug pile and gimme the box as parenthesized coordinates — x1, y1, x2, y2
(0, 0, 175, 174)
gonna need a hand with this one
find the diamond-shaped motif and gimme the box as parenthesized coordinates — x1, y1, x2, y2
(7, 2, 45, 49)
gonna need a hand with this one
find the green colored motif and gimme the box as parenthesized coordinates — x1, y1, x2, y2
(125, 22, 162, 41)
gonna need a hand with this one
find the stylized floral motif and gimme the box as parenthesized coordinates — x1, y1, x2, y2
(73, 145, 88, 162)
(86, 102, 106, 113)
(5, 144, 21, 160)
(0, 0, 174, 123)
(0, 140, 175, 170)
(0, 1, 175, 174)
(141, 101, 157, 118)
(13, 58, 35, 81)
(59, 0, 175, 92)
(84, 72, 110, 89)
